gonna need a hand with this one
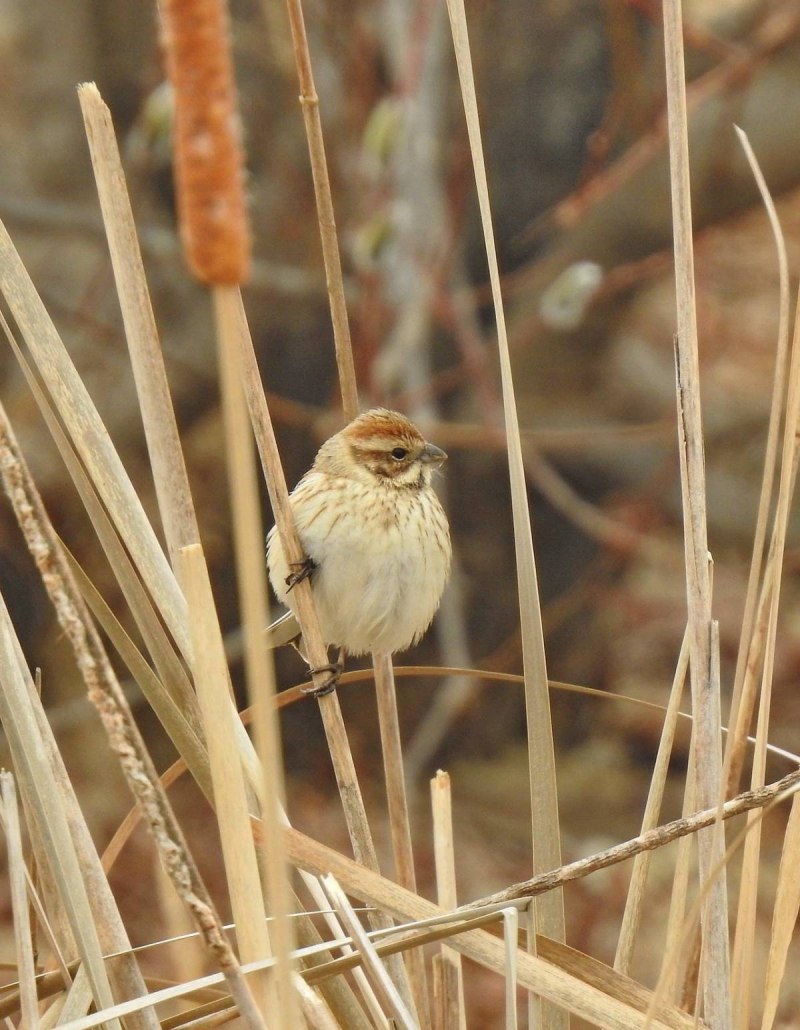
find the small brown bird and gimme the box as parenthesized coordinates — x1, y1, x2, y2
(267, 409, 451, 688)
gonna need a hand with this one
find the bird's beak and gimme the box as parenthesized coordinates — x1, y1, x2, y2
(420, 442, 447, 466)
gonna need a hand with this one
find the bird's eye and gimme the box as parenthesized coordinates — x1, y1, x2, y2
(391, 447, 408, 461)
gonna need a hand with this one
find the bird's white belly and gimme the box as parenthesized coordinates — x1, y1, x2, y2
(268, 484, 449, 656)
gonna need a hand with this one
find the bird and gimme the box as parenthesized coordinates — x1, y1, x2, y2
(266, 408, 451, 694)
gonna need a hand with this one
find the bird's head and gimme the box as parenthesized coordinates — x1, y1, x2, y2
(315, 408, 447, 489)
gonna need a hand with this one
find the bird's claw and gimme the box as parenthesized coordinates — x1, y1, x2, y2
(303, 651, 345, 698)
(285, 556, 317, 591)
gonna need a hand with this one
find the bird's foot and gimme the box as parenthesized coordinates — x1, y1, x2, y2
(302, 650, 345, 698)
(285, 555, 317, 591)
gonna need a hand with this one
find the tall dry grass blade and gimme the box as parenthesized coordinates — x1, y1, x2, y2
(213, 284, 299, 1026)
(0, 217, 190, 659)
(279, 0, 359, 420)
(321, 875, 416, 1030)
(442, 7, 565, 1028)
(180, 541, 275, 1017)
(0, 772, 39, 1029)
(372, 651, 429, 1022)
(723, 127, 790, 796)
(78, 82, 201, 573)
(0, 603, 123, 1028)
(615, 630, 689, 974)
(760, 792, 800, 1029)
(730, 290, 800, 1025)
(662, 0, 730, 1019)
(430, 770, 466, 1030)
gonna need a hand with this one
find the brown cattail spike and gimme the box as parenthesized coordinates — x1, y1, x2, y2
(161, 0, 250, 285)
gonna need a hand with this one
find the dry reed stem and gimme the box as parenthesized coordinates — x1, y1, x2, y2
(181, 542, 275, 1019)
(0, 772, 39, 1028)
(443, 9, 565, 1027)
(160, 0, 250, 284)
(372, 651, 429, 1020)
(226, 293, 371, 821)
(662, 0, 730, 1019)
(430, 771, 466, 1030)
(723, 127, 790, 797)
(279, 0, 359, 420)
(0, 218, 190, 659)
(78, 83, 202, 574)
(614, 630, 689, 974)
(213, 284, 299, 1027)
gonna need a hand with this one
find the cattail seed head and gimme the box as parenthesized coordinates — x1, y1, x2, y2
(161, 0, 250, 285)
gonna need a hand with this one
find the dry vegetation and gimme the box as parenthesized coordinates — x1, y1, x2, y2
(1, 0, 800, 1027)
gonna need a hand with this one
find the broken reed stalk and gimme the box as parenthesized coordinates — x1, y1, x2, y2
(279, 0, 359, 420)
(443, 7, 565, 1029)
(430, 771, 467, 1030)
(0, 403, 264, 1029)
(662, 0, 731, 1019)
(372, 651, 429, 1020)
(77, 83, 201, 574)
(181, 541, 276, 1017)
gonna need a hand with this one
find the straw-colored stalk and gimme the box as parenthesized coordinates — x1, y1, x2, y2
(181, 541, 276, 1018)
(430, 771, 467, 1030)
(277, 0, 359, 420)
(77, 83, 201, 574)
(662, 0, 730, 1018)
(443, 3, 564, 1027)
(373, 650, 429, 1019)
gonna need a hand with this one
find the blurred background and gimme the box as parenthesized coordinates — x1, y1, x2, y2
(2, 0, 800, 1020)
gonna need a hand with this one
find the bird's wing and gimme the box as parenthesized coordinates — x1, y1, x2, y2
(264, 610, 301, 649)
